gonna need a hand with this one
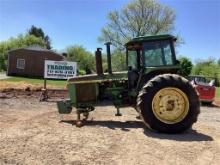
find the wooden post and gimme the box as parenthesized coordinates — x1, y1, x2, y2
(44, 78, 47, 89)
(40, 59, 48, 101)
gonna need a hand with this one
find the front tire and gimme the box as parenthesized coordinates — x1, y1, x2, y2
(137, 74, 200, 133)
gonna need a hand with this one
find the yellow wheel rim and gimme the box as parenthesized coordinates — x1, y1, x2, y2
(152, 87, 189, 124)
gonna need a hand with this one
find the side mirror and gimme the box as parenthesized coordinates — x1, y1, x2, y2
(209, 79, 215, 86)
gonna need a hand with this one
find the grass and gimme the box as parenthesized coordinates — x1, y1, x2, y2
(0, 76, 67, 87)
(1, 76, 220, 97)
(216, 87, 220, 98)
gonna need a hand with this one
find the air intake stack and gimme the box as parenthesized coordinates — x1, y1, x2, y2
(105, 42, 112, 74)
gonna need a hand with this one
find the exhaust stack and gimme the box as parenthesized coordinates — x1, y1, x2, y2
(95, 48, 103, 75)
(105, 42, 112, 74)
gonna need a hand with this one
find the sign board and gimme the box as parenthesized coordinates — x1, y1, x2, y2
(44, 60, 77, 79)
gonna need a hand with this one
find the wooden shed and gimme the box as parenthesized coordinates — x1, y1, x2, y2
(7, 46, 64, 78)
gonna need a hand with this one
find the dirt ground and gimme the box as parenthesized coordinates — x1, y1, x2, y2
(0, 94, 220, 165)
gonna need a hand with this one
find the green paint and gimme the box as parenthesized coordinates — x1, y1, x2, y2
(144, 65, 180, 73)
(68, 72, 127, 84)
(67, 83, 76, 104)
(57, 100, 72, 114)
(126, 34, 176, 45)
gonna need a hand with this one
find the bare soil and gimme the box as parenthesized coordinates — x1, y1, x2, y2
(0, 94, 220, 165)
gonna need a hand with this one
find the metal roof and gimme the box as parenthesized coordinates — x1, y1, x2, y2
(22, 45, 51, 52)
(126, 34, 176, 45)
(9, 45, 50, 52)
(8, 45, 63, 57)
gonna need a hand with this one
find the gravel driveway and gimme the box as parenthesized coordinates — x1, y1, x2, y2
(0, 98, 220, 165)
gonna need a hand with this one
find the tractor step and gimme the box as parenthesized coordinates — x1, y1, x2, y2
(75, 106, 95, 127)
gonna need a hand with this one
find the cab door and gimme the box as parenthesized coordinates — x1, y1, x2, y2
(127, 49, 141, 89)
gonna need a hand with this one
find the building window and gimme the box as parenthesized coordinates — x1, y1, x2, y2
(16, 59, 25, 69)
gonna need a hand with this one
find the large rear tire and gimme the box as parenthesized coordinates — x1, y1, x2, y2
(137, 74, 200, 133)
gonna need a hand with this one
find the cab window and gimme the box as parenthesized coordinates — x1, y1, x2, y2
(143, 40, 174, 67)
(127, 50, 138, 69)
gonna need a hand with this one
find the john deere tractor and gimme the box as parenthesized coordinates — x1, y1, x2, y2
(57, 34, 200, 133)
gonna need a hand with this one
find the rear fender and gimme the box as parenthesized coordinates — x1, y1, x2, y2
(137, 69, 178, 91)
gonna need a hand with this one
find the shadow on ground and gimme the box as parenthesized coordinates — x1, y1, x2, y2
(143, 129, 213, 142)
(60, 119, 213, 142)
(60, 119, 143, 132)
(201, 102, 220, 108)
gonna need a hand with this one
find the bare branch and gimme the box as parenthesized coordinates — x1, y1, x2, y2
(98, 0, 176, 48)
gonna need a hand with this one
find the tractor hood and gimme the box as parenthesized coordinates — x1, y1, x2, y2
(68, 71, 127, 84)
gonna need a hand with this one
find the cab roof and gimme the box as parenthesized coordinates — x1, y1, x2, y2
(125, 34, 176, 45)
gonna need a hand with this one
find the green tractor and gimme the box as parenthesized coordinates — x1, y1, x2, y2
(57, 34, 200, 133)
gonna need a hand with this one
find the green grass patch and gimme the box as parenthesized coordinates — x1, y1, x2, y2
(0, 76, 67, 87)
(216, 87, 220, 98)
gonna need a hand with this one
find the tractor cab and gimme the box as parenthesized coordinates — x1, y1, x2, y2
(125, 34, 179, 89)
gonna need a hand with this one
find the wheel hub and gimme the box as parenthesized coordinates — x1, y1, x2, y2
(152, 87, 189, 124)
(166, 100, 175, 111)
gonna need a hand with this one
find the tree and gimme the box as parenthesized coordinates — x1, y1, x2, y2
(177, 56, 193, 77)
(111, 49, 126, 71)
(0, 55, 6, 71)
(28, 25, 52, 49)
(98, 0, 175, 49)
(98, 49, 126, 72)
(44, 35, 52, 50)
(66, 45, 95, 74)
(192, 58, 217, 76)
(0, 34, 46, 71)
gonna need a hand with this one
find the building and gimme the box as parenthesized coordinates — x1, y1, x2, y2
(7, 45, 64, 78)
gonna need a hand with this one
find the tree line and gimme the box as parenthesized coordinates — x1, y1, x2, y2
(178, 57, 220, 86)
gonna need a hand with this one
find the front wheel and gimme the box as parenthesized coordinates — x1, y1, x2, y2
(137, 74, 200, 133)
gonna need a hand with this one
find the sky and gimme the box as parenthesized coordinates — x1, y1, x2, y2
(0, 0, 220, 62)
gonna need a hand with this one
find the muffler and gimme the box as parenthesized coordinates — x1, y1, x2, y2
(95, 48, 103, 75)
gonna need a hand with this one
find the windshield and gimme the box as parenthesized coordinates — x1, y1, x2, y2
(193, 77, 209, 84)
(143, 40, 174, 67)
